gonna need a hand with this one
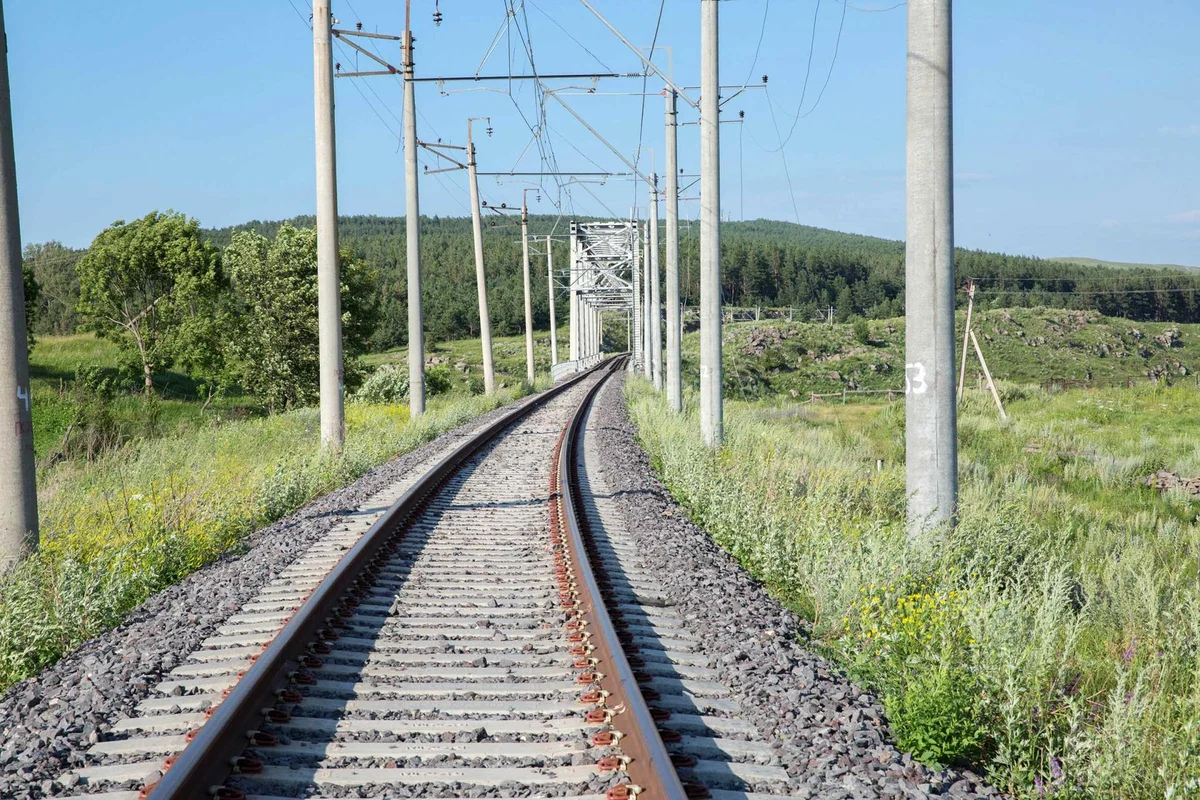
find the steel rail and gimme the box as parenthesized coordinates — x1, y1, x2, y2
(552, 356, 689, 800)
(144, 359, 615, 799)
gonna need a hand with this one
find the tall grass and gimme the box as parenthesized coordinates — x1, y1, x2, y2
(627, 380, 1200, 799)
(0, 389, 526, 690)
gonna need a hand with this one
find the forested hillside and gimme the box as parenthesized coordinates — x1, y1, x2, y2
(211, 215, 1200, 338)
(26, 216, 1200, 355)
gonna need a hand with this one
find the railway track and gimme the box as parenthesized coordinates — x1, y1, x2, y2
(56, 358, 798, 800)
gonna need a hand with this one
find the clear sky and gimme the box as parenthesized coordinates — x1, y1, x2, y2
(7, 1, 1199, 265)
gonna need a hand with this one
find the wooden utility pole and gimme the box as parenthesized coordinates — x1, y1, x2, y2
(0, 0, 38, 568)
(956, 279, 975, 403)
(313, 0, 345, 450)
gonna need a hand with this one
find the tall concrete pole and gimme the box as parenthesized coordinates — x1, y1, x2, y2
(401, 23, 425, 417)
(467, 119, 496, 394)
(520, 202, 534, 383)
(649, 176, 663, 391)
(314, 0, 344, 450)
(546, 235, 558, 365)
(699, 0, 723, 446)
(0, 0, 37, 569)
(905, 0, 957, 535)
(630, 216, 643, 372)
(569, 228, 579, 361)
(664, 90, 682, 411)
(642, 225, 652, 377)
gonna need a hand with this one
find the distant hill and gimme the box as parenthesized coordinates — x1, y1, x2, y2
(1051, 257, 1200, 273)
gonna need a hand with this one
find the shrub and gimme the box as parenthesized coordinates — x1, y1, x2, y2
(352, 364, 409, 404)
(426, 365, 454, 396)
(853, 318, 871, 345)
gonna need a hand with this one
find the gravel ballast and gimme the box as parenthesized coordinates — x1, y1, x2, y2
(0, 396, 532, 800)
(588, 373, 999, 800)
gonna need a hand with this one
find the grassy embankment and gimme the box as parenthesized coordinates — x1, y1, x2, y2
(703, 307, 1200, 399)
(0, 333, 550, 691)
(631, 311, 1200, 798)
(364, 329, 570, 395)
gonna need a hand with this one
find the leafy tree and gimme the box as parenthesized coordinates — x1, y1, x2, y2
(76, 211, 224, 393)
(22, 259, 38, 350)
(23, 241, 84, 336)
(224, 223, 379, 412)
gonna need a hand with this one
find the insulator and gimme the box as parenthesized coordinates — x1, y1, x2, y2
(739, 110, 745, 119)
(481, 200, 488, 207)
(762, 74, 769, 84)
(486, 125, 494, 137)
(334, 62, 341, 72)
(355, 21, 362, 30)
(537, 194, 542, 202)
(434, 1, 443, 26)
(500, 202, 507, 209)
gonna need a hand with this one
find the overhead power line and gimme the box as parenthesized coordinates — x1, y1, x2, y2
(762, 0, 848, 153)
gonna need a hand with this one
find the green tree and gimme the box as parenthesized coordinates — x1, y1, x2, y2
(23, 241, 83, 336)
(22, 259, 39, 350)
(76, 211, 224, 393)
(224, 224, 379, 412)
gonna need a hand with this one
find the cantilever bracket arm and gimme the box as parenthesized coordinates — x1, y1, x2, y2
(332, 28, 401, 41)
(576, 0, 699, 109)
(332, 32, 400, 73)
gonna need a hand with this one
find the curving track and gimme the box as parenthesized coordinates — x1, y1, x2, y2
(55, 358, 804, 800)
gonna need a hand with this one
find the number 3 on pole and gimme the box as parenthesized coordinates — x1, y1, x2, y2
(905, 363, 928, 395)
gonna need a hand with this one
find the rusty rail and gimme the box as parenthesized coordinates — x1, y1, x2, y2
(550, 355, 689, 800)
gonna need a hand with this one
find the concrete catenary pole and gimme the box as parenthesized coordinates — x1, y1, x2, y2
(699, 0, 723, 446)
(0, 0, 38, 569)
(664, 90, 682, 412)
(630, 215, 642, 371)
(905, 0, 957, 535)
(401, 15, 425, 417)
(546, 235, 558, 365)
(642, 224, 652, 377)
(520, 201, 534, 383)
(314, 0, 345, 450)
(569, 227, 579, 362)
(467, 118, 496, 394)
(649, 175, 663, 391)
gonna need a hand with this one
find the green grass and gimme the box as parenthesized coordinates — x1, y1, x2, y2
(28, 333, 263, 460)
(0, 386, 532, 690)
(627, 378, 1200, 798)
(701, 308, 1200, 400)
(364, 330, 572, 395)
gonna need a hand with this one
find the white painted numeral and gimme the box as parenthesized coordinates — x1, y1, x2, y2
(904, 363, 928, 395)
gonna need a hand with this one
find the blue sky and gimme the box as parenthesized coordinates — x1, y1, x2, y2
(7, 0, 1200, 265)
